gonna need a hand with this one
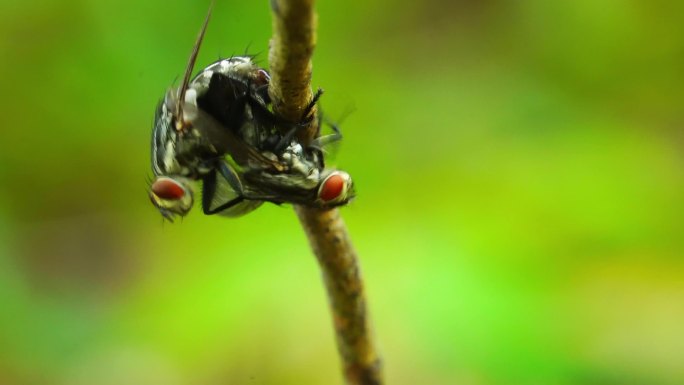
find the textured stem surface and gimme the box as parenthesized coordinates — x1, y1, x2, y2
(268, 0, 317, 142)
(268, 1, 383, 384)
(295, 207, 382, 385)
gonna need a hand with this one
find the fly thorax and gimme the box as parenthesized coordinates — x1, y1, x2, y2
(173, 133, 216, 177)
(200, 57, 258, 84)
(162, 141, 181, 174)
(239, 115, 260, 148)
(280, 142, 319, 177)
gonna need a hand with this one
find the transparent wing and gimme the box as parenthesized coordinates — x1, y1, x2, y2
(183, 102, 284, 171)
(201, 163, 263, 217)
(209, 174, 263, 217)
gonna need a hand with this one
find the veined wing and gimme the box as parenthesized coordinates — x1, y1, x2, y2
(182, 102, 285, 172)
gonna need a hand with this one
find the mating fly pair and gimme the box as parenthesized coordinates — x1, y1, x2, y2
(149, 6, 354, 221)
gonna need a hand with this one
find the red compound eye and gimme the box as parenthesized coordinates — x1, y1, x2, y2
(255, 69, 271, 86)
(151, 178, 185, 200)
(319, 173, 345, 202)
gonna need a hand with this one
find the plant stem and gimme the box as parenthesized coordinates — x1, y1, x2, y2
(295, 207, 382, 385)
(268, 1, 383, 384)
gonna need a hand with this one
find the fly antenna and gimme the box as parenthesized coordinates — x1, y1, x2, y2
(176, 0, 215, 130)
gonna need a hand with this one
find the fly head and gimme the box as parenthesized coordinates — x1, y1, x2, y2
(317, 170, 354, 207)
(149, 176, 195, 221)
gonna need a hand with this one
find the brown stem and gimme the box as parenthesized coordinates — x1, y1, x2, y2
(295, 207, 383, 385)
(268, 1, 383, 384)
(268, 0, 317, 142)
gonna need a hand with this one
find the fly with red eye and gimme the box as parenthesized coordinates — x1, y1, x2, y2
(318, 171, 351, 203)
(148, 3, 355, 221)
(148, 176, 194, 221)
(151, 177, 186, 200)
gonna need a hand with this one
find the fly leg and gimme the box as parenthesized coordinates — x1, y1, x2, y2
(310, 111, 343, 150)
(270, 88, 325, 154)
(301, 87, 325, 121)
(254, 83, 271, 104)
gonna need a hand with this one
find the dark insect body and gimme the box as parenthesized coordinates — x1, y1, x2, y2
(148, 7, 354, 221)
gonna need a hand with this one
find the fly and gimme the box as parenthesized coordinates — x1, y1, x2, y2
(148, 3, 354, 221)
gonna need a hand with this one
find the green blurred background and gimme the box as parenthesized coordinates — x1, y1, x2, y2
(1, 0, 683, 384)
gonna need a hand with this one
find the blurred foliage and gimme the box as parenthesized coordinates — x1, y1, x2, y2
(1, 0, 683, 384)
